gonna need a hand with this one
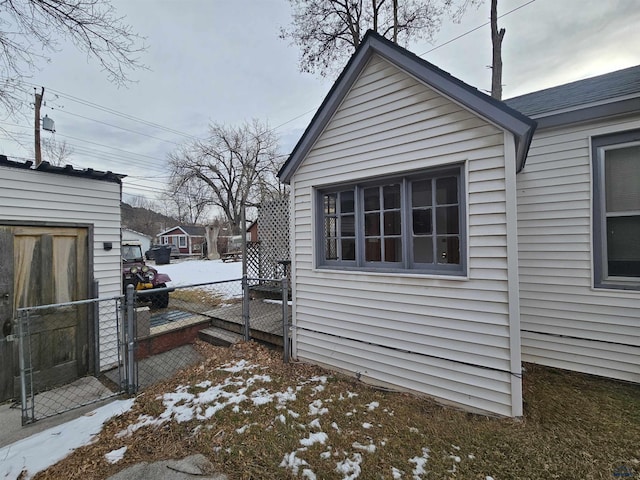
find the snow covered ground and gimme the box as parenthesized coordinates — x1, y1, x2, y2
(0, 400, 135, 479)
(160, 258, 243, 287)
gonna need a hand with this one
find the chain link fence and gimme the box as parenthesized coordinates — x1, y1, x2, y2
(14, 275, 290, 425)
(16, 296, 124, 425)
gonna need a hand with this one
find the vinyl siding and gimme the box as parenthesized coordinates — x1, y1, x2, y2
(517, 115, 640, 382)
(289, 55, 521, 417)
(0, 165, 122, 299)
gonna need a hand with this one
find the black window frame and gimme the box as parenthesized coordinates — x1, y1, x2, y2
(592, 129, 640, 290)
(316, 164, 467, 276)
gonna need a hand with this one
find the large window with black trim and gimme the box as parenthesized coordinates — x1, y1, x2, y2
(592, 129, 640, 290)
(317, 165, 466, 275)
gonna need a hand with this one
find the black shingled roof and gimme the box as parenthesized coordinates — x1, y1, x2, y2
(505, 65, 640, 117)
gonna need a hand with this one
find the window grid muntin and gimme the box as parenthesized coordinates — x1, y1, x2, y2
(317, 165, 465, 275)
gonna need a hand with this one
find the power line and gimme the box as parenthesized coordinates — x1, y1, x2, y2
(419, 0, 537, 56)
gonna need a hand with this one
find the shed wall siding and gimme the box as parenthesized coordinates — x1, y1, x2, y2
(0, 166, 122, 299)
(517, 115, 640, 382)
(290, 55, 520, 416)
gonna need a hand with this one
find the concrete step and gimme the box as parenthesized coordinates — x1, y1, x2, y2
(198, 327, 245, 347)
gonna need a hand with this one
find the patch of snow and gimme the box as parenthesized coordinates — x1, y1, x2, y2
(308, 399, 329, 416)
(352, 441, 376, 453)
(300, 432, 329, 447)
(302, 468, 317, 479)
(0, 399, 134, 480)
(391, 467, 404, 479)
(278, 414, 287, 424)
(365, 401, 379, 411)
(468, 454, 476, 460)
(449, 455, 461, 463)
(409, 448, 430, 479)
(309, 418, 322, 429)
(280, 451, 309, 475)
(104, 446, 127, 464)
(320, 451, 332, 459)
(336, 453, 363, 480)
(409, 427, 419, 433)
(331, 422, 340, 431)
(361, 422, 373, 429)
(347, 391, 358, 398)
(287, 409, 300, 418)
(218, 359, 258, 373)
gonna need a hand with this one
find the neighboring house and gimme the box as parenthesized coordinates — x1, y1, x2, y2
(122, 227, 152, 253)
(0, 157, 124, 402)
(157, 225, 206, 255)
(278, 31, 639, 417)
(247, 220, 258, 242)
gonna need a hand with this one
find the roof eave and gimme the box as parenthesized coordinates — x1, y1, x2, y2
(529, 96, 640, 130)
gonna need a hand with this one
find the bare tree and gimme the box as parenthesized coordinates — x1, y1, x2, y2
(41, 138, 74, 166)
(280, 0, 478, 77)
(168, 120, 285, 234)
(0, 0, 145, 116)
(490, 0, 505, 100)
(164, 176, 211, 225)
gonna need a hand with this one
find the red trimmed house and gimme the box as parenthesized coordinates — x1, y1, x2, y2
(157, 225, 206, 256)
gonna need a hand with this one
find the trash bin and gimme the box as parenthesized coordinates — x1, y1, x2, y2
(153, 245, 171, 265)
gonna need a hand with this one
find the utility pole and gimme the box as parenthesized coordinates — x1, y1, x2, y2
(491, 0, 506, 100)
(34, 87, 44, 167)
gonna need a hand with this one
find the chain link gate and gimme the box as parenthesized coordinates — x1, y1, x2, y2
(16, 296, 126, 425)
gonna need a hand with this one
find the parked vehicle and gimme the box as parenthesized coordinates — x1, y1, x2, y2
(122, 240, 171, 308)
(145, 243, 180, 260)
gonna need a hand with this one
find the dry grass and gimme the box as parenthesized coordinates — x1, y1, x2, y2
(35, 342, 640, 480)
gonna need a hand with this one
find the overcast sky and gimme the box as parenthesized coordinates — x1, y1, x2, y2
(1, 0, 639, 201)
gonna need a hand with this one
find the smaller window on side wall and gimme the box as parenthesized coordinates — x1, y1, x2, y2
(316, 165, 466, 276)
(592, 129, 640, 290)
(179, 235, 187, 248)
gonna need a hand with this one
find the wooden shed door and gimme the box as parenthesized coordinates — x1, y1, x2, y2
(0, 226, 89, 402)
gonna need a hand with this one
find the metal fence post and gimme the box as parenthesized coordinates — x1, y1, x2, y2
(17, 309, 34, 425)
(282, 277, 290, 363)
(125, 284, 137, 394)
(242, 274, 250, 341)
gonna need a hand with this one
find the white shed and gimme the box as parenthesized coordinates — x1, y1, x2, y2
(123, 227, 152, 253)
(279, 31, 536, 417)
(0, 157, 124, 401)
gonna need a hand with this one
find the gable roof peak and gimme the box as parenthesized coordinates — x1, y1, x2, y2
(278, 30, 536, 182)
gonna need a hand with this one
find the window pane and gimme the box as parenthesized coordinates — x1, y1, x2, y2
(325, 217, 337, 237)
(341, 215, 355, 236)
(412, 209, 432, 235)
(605, 146, 640, 212)
(414, 237, 433, 263)
(342, 239, 356, 261)
(436, 206, 459, 234)
(436, 177, 458, 205)
(365, 238, 381, 261)
(364, 187, 380, 211)
(341, 191, 355, 213)
(385, 238, 402, 262)
(607, 215, 640, 277)
(437, 236, 460, 264)
(384, 184, 401, 209)
(384, 211, 401, 235)
(324, 194, 337, 214)
(365, 212, 380, 236)
(325, 238, 337, 260)
(412, 180, 432, 207)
